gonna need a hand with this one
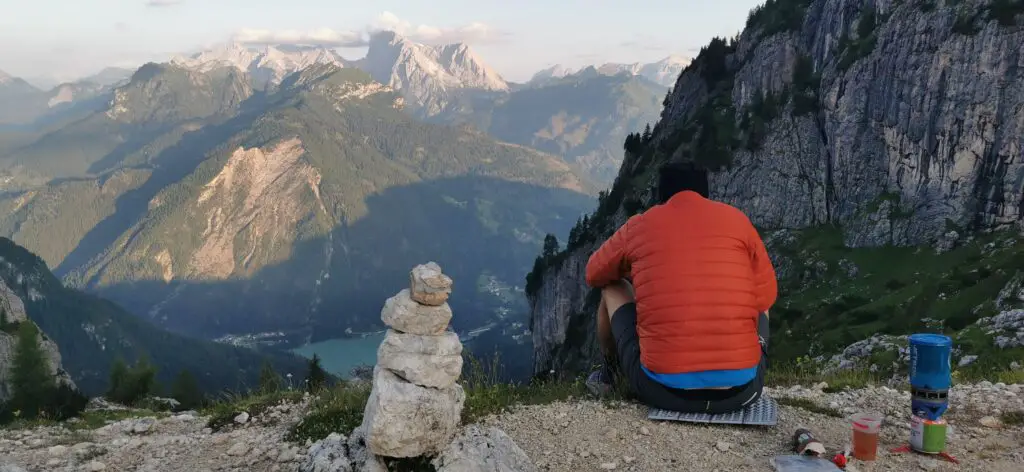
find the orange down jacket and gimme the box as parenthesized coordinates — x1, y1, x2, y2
(585, 190, 777, 375)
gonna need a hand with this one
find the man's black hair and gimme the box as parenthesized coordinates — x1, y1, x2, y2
(655, 161, 709, 203)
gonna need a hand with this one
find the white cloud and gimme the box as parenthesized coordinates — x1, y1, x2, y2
(146, 0, 183, 6)
(369, 11, 502, 45)
(232, 28, 366, 47)
(230, 12, 505, 48)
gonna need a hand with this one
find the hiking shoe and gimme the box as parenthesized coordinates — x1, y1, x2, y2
(585, 366, 615, 398)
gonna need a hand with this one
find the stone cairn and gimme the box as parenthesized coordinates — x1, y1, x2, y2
(360, 262, 466, 458)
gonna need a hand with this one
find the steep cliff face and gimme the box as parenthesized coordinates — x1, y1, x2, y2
(529, 0, 1024, 376)
(0, 279, 75, 402)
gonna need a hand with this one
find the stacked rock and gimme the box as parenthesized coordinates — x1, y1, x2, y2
(360, 262, 466, 458)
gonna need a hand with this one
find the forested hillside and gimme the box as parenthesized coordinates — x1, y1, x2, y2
(0, 237, 307, 396)
(0, 64, 594, 345)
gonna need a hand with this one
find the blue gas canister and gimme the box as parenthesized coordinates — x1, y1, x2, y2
(908, 333, 952, 420)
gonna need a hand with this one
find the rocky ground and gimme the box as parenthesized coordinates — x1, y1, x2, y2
(485, 382, 1024, 472)
(0, 397, 313, 472)
(2, 382, 1022, 471)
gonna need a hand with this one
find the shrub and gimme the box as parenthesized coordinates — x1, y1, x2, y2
(206, 389, 305, 431)
(305, 354, 329, 394)
(697, 37, 734, 86)
(952, 10, 981, 35)
(884, 278, 907, 290)
(107, 357, 158, 406)
(989, 0, 1024, 26)
(837, 6, 879, 71)
(171, 369, 205, 410)
(0, 307, 17, 334)
(791, 53, 820, 116)
(746, 0, 815, 36)
(258, 361, 284, 394)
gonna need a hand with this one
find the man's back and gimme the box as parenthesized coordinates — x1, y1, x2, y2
(585, 190, 776, 379)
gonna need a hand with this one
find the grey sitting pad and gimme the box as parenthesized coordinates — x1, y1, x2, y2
(647, 394, 778, 426)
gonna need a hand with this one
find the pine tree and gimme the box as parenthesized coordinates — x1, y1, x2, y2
(304, 354, 328, 393)
(171, 369, 204, 410)
(258, 361, 282, 393)
(642, 123, 652, 141)
(107, 358, 128, 400)
(107, 356, 156, 406)
(131, 355, 157, 401)
(542, 234, 559, 259)
(10, 322, 53, 418)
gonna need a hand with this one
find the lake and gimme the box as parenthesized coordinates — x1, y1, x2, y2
(291, 331, 386, 378)
(291, 326, 534, 382)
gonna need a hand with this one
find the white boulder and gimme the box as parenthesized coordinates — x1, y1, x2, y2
(361, 366, 465, 458)
(377, 329, 463, 388)
(299, 433, 352, 472)
(432, 425, 538, 472)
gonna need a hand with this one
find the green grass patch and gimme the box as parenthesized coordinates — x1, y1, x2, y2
(0, 408, 167, 431)
(461, 354, 588, 424)
(768, 364, 882, 392)
(1001, 411, 1024, 426)
(72, 409, 167, 430)
(285, 383, 371, 443)
(204, 389, 305, 431)
(768, 226, 1024, 368)
(775, 397, 844, 418)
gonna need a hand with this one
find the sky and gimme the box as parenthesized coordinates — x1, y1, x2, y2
(0, 0, 765, 85)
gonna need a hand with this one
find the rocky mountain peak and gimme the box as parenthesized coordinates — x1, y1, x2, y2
(0, 69, 12, 84)
(359, 30, 508, 116)
(528, 64, 574, 84)
(283, 64, 401, 109)
(594, 55, 690, 87)
(170, 42, 261, 73)
(170, 42, 347, 89)
(527, 56, 689, 88)
(106, 62, 252, 123)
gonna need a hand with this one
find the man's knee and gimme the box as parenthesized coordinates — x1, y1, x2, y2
(601, 280, 635, 319)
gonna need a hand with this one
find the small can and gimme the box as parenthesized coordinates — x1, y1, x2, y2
(792, 428, 826, 456)
(910, 415, 948, 454)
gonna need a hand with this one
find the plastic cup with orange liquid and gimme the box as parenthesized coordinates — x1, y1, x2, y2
(850, 412, 884, 461)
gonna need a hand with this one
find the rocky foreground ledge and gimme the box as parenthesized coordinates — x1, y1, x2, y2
(0, 381, 1021, 472)
(486, 382, 1024, 472)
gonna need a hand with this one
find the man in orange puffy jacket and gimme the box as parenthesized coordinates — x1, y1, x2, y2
(584, 161, 777, 413)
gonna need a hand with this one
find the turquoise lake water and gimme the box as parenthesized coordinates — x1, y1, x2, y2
(291, 332, 387, 378)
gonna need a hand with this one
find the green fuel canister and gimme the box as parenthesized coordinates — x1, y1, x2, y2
(909, 415, 948, 454)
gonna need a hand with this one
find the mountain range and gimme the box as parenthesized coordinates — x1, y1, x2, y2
(3, 33, 682, 184)
(0, 49, 595, 348)
(528, 55, 690, 88)
(0, 29, 690, 391)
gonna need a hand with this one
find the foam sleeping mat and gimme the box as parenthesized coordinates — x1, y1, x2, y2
(647, 395, 778, 426)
